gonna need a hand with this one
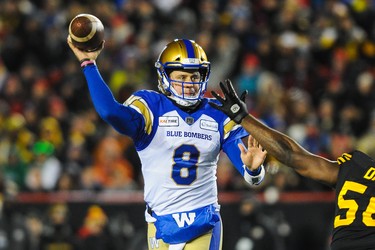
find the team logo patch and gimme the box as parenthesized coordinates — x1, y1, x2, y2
(159, 116, 179, 127)
(200, 119, 218, 132)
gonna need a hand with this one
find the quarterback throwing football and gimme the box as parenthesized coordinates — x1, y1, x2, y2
(67, 37, 267, 250)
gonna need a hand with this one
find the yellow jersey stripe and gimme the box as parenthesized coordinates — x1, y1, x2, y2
(337, 153, 353, 165)
(224, 119, 238, 139)
(126, 95, 153, 135)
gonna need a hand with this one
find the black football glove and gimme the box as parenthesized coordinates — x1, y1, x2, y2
(209, 79, 248, 124)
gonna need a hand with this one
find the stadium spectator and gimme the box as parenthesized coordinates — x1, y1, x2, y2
(25, 140, 61, 191)
(77, 205, 115, 250)
(40, 203, 78, 250)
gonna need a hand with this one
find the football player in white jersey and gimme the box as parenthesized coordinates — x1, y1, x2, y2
(67, 37, 267, 250)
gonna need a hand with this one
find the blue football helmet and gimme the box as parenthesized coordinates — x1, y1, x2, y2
(155, 39, 211, 106)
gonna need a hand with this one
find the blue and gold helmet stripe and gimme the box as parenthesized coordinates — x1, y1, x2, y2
(182, 39, 195, 58)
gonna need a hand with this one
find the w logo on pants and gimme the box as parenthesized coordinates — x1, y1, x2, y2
(152, 205, 218, 244)
(172, 212, 196, 227)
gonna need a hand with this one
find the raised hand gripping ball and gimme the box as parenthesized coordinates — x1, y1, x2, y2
(69, 14, 104, 52)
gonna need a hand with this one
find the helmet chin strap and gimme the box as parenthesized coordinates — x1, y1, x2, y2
(168, 95, 202, 112)
(168, 95, 199, 107)
(158, 79, 199, 107)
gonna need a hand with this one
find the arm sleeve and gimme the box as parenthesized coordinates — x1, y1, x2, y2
(223, 138, 245, 175)
(223, 138, 265, 185)
(83, 64, 144, 138)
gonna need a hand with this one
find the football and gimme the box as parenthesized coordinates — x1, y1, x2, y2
(69, 14, 104, 52)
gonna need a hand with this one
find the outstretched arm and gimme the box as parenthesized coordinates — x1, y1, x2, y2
(66, 36, 144, 138)
(210, 80, 339, 187)
(240, 114, 338, 186)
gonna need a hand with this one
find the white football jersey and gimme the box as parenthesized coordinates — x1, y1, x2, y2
(125, 90, 247, 220)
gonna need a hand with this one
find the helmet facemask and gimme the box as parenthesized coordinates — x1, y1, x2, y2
(155, 39, 211, 107)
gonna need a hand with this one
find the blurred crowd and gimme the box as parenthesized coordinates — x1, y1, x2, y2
(0, 202, 147, 250)
(1, 0, 375, 197)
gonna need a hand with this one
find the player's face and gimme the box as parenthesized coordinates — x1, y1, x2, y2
(169, 70, 201, 97)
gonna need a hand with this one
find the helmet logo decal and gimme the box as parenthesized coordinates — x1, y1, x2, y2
(182, 58, 200, 64)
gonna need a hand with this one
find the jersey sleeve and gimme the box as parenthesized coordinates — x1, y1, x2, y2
(220, 117, 265, 186)
(223, 138, 265, 185)
(83, 64, 145, 139)
(223, 138, 245, 175)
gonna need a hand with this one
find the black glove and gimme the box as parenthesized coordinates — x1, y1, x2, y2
(209, 79, 248, 124)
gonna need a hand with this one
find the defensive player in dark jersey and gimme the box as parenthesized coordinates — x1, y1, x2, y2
(209, 79, 375, 250)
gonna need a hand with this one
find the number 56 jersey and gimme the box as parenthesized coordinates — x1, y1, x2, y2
(124, 90, 248, 219)
(331, 150, 375, 250)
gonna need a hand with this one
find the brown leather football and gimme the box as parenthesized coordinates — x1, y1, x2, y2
(69, 14, 104, 52)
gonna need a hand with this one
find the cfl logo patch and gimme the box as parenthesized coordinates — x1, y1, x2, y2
(230, 104, 240, 113)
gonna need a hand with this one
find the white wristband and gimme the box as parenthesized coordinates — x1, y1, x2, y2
(243, 165, 265, 185)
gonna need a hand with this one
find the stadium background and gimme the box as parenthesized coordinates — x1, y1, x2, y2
(1, 0, 375, 249)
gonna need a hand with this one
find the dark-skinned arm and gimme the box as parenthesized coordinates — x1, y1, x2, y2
(210, 79, 339, 187)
